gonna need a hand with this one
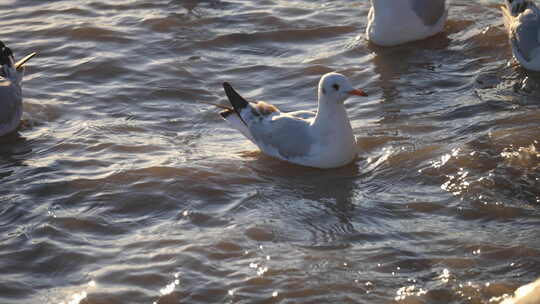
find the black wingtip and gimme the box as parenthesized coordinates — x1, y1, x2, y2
(222, 82, 249, 112)
(219, 109, 234, 119)
(0, 42, 13, 67)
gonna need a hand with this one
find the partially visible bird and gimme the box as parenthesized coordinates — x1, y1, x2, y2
(0, 41, 36, 137)
(215, 72, 368, 169)
(501, 0, 540, 71)
(366, 0, 447, 47)
(501, 278, 540, 304)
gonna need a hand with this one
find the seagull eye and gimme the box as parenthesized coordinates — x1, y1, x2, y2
(332, 84, 340, 91)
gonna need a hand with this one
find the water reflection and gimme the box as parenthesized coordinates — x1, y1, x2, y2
(419, 120, 540, 224)
(0, 131, 26, 150)
(369, 33, 451, 105)
(3, 0, 540, 303)
(245, 156, 361, 248)
(176, 0, 222, 16)
(157, 272, 180, 298)
(0, 132, 31, 177)
(57, 280, 96, 304)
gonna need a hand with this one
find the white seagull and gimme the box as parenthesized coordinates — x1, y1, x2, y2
(218, 72, 368, 169)
(501, 278, 540, 304)
(0, 41, 36, 137)
(366, 0, 447, 46)
(501, 0, 540, 71)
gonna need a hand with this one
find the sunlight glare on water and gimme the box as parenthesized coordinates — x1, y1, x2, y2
(0, 0, 539, 303)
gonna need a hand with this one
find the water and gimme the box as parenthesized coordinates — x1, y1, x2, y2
(1, 0, 539, 303)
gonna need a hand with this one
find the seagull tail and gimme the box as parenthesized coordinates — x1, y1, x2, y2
(220, 82, 256, 142)
(222, 82, 249, 116)
(501, 5, 514, 32)
(196, 96, 254, 141)
(219, 108, 255, 142)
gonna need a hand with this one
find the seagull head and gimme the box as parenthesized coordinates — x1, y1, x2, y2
(0, 41, 36, 84)
(0, 41, 15, 67)
(318, 72, 367, 105)
(506, 0, 530, 16)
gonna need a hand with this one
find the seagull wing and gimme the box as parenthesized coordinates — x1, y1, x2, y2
(247, 112, 313, 160)
(222, 82, 314, 160)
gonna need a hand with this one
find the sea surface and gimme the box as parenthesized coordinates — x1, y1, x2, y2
(1, 0, 539, 303)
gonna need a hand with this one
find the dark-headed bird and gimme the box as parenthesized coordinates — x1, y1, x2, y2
(0, 41, 36, 136)
(218, 72, 368, 169)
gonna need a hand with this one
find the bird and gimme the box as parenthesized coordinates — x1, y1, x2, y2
(501, 0, 540, 71)
(501, 278, 540, 304)
(0, 41, 36, 137)
(366, 0, 447, 47)
(217, 72, 368, 169)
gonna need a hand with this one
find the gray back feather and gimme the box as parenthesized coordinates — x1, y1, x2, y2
(249, 115, 312, 159)
(0, 78, 21, 124)
(409, 0, 446, 26)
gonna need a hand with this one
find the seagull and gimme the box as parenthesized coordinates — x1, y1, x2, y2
(501, 0, 540, 71)
(217, 72, 368, 169)
(0, 41, 36, 137)
(366, 0, 447, 46)
(501, 278, 540, 304)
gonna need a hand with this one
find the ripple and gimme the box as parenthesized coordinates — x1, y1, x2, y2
(2, 0, 540, 303)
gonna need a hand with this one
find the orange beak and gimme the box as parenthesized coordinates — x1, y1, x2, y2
(348, 89, 368, 97)
(15, 52, 37, 71)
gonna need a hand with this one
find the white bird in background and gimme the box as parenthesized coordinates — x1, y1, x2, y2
(217, 72, 368, 169)
(366, 0, 447, 46)
(501, 278, 540, 304)
(501, 0, 540, 71)
(0, 41, 36, 137)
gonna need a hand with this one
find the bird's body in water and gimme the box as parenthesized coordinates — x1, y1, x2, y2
(366, 0, 447, 46)
(0, 41, 35, 137)
(218, 72, 368, 169)
(501, 0, 540, 71)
